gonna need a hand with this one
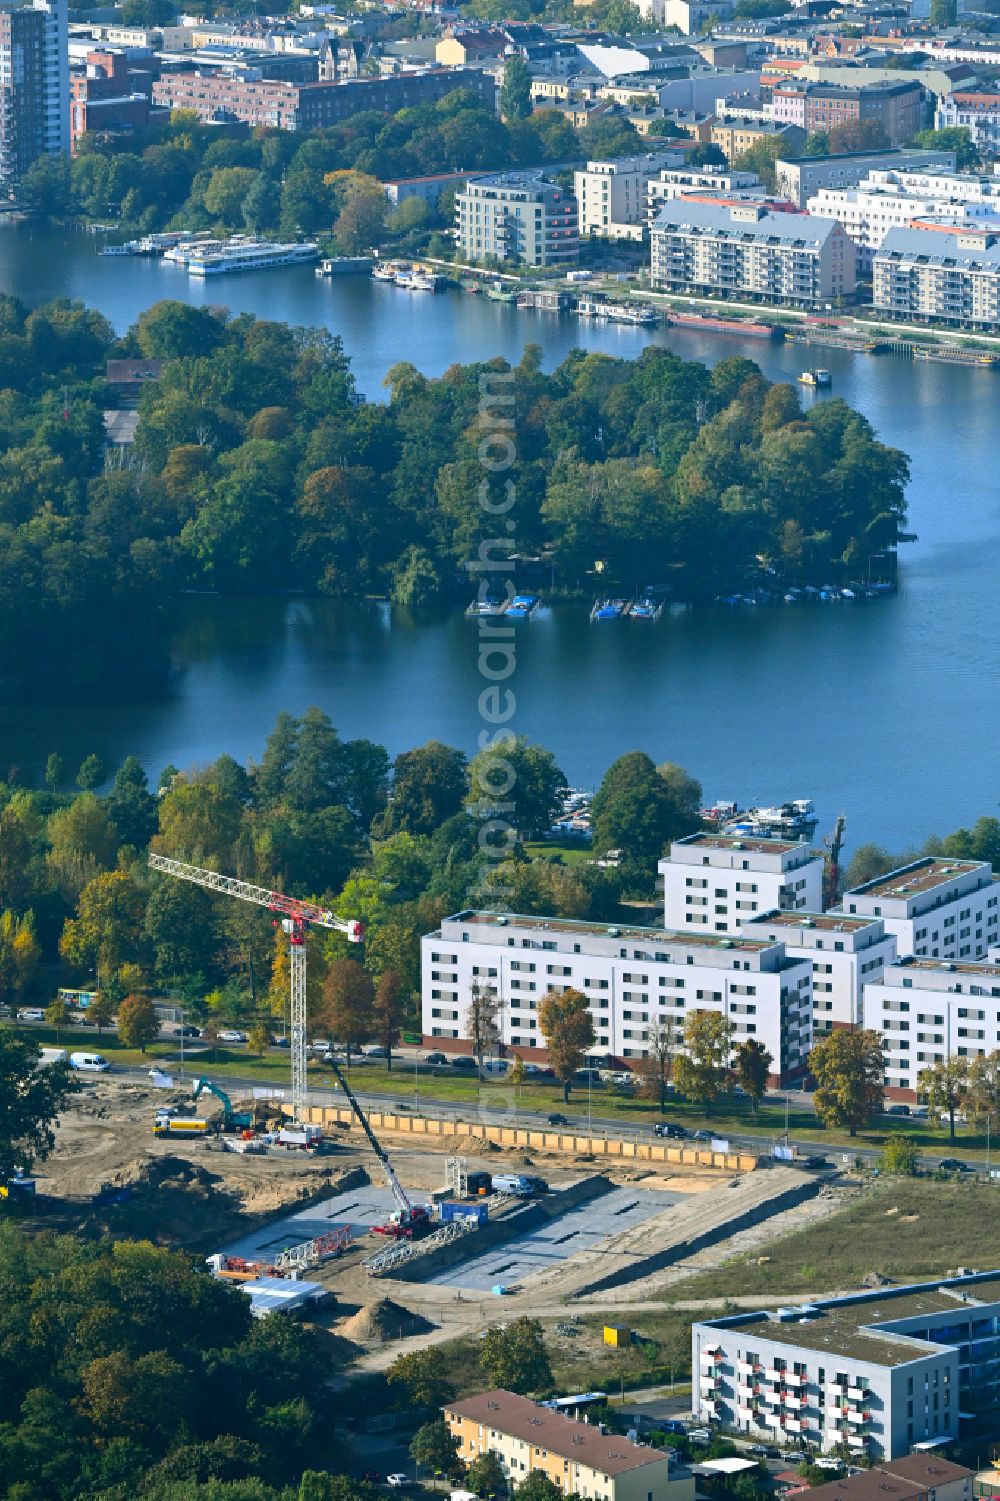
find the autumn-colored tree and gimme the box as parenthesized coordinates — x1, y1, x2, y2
(967, 1051, 1000, 1133)
(673, 1009, 733, 1117)
(537, 988, 595, 1102)
(638, 1018, 679, 1112)
(249, 1020, 273, 1057)
(0, 909, 41, 1002)
(809, 1027, 885, 1137)
(116, 993, 160, 1053)
(44, 995, 70, 1041)
(321, 957, 374, 1063)
(373, 968, 405, 1071)
(59, 870, 145, 979)
(918, 1056, 969, 1144)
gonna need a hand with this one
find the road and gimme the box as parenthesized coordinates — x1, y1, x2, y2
(10, 1015, 979, 1174)
(103, 1050, 981, 1176)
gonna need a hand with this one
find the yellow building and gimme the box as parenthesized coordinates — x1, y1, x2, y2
(445, 1389, 694, 1501)
(435, 29, 507, 66)
(710, 119, 805, 158)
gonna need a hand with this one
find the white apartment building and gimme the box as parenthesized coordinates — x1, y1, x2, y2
(836, 856, 999, 961)
(575, 152, 683, 239)
(775, 148, 957, 210)
(740, 911, 896, 1034)
(936, 92, 1000, 154)
(874, 222, 1000, 331)
(421, 910, 814, 1082)
(645, 164, 761, 226)
(865, 955, 1000, 1097)
(455, 173, 579, 267)
(34, 0, 70, 158)
(806, 182, 1000, 272)
(660, 834, 824, 937)
(691, 1270, 1000, 1456)
(650, 197, 856, 308)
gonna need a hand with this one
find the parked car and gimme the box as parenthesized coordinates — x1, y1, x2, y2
(654, 1122, 687, 1139)
(217, 1030, 247, 1044)
(451, 1056, 477, 1070)
(687, 1429, 713, 1444)
(691, 1129, 714, 1143)
(547, 1112, 569, 1126)
(385, 1476, 409, 1489)
(801, 1155, 830, 1170)
(813, 1459, 843, 1473)
(365, 1045, 389, 1058)
(177, 1025, 201, 1038)
(938, 1158, 969, 1173)
(0, 1003, 11, 1018)
(17, 1008, 45, 1022)
(884, 1103, 910, 1116)
(747, 1445, 781, 1460)
(783, 1452, 807, 1465)
(274, 1036, 289, 1048)
(425, 1051, 446, 1065)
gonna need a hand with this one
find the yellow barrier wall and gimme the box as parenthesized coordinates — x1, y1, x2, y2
(302, 1104, 757, 1173)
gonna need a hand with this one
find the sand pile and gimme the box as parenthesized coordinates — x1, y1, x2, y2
(341, 1298, 433, 1345)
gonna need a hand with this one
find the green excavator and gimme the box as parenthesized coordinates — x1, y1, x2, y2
(192, 1077, 257, 1133)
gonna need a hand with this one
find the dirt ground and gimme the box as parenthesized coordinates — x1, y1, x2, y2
(27, 1079, 811, 1364)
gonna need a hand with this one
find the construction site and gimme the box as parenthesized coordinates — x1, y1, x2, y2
(14, 852, 853, 1448)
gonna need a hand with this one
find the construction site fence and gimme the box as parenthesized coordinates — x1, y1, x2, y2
(300, 1105, 758, 1173)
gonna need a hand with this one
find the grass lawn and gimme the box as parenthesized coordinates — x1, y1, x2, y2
(665, 1178, 1000, 1302)
(417, 1307, 709, 1402)
(523, 838, 594, 868)
(13, 1022, 1000, 1162)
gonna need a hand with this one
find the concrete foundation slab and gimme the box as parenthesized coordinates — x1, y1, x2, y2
(427, 1187, 680, 1291)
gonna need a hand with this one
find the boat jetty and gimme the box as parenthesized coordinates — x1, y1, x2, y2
(702, 798, 818, 839)
(373, 260, 445, 290)
(466, 592, 539, 619)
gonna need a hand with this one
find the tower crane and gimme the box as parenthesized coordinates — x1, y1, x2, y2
(325, 1057, 432, 1239)
(148, 853, 363, 1122)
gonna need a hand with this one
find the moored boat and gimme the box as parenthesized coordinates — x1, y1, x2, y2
(590, 598, 627, 621)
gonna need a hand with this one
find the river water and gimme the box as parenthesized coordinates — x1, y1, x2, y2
(0, 221, 995, 853)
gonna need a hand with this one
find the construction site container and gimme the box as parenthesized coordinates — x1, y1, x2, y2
(603, 1324, 631, 1348)
(440, 1201, 488, 1227)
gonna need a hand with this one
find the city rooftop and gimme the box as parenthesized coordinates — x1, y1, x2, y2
(444, 910, 773, 950)
(846, 856, 986, 899)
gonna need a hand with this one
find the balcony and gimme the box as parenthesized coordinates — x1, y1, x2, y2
(847, 1386, 868, 1401)
(738, 1361, 758, 1376)
(784, 1371, 805, 1387)
(764, 1368, 784, 1382)
(701, 1349, 724, 1366)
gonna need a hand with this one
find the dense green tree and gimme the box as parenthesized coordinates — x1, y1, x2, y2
(382, 742, 467, 837)
(410, 1419, 465, 1482)
(386, 1347, 455, 1409)
(466, 737, 565, 841)
(499, 56, 533, 121)
(0, 1031, 77, 1181)
(910, 125, 977, 169)
(480, 1318, 553, 1395)
(76, 753, 106, 792)
(734, 1038, 772, 1115)
(467, 1451, 509, 1498)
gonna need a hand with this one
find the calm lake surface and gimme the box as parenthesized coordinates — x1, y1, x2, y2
(0, 221, 995, 854)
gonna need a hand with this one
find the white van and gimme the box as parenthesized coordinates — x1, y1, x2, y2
(69, 1051, 110, 1072)
(491, 1173, 533, 1196)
